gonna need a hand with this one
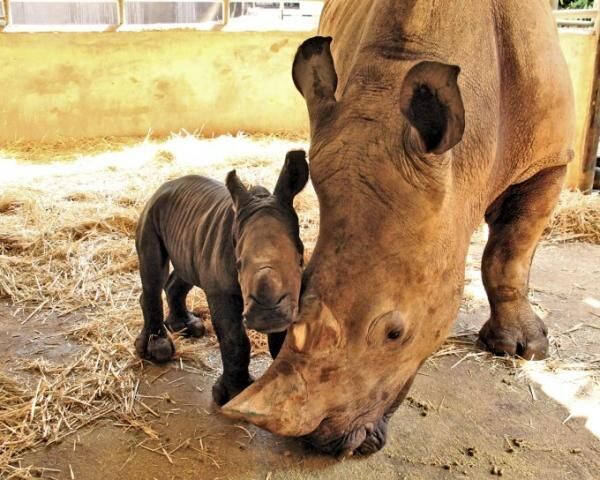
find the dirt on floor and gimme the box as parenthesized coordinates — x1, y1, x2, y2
(1, 136, 599, 479)
(0, 243, 597, 480)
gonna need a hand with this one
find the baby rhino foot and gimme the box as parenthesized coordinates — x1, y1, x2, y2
(135, 330, 176, 363)
(212, 375, 254, 406)
(166, 311, 206, 338)
(478, 314, 548, 360)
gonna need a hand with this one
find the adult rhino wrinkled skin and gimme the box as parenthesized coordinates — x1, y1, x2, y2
(223, 0, 575, 456)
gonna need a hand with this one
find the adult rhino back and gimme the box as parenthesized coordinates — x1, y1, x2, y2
(223, 0, 575, 456)
(319, 0, 573, 199)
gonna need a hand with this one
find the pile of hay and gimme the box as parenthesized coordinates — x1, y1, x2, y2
(544, 190, 600, 244)
(0, 133, 316, 477)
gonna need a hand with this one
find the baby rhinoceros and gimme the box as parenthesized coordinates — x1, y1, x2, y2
(135, 151, 309, 405)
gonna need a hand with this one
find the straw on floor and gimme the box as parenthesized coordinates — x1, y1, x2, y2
(0, 133, 597, 478)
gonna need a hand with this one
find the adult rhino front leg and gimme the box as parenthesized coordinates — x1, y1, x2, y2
(479, 165, 566, 360)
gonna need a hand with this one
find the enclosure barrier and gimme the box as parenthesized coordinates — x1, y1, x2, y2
(0, 29, 314, 139)
(554, 6, 599, 30)
(0, 1, 323, 31)
(0, 1, 599, 192)
(0, 2, 323, 140)
(554, 3, 600, 191)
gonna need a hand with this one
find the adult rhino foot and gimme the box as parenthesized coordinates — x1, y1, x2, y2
(135, 329, 176, 363)
(478, 309, 548, 360)
(212, 374, 254, 406)
(165, 311, 206, 338)
(355, 417, 389, 455)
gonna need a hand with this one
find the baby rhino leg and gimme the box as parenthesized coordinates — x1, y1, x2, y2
(135, 227, 175, 363)
(207, 294, 253, 406)
(164, 272, 206, 337)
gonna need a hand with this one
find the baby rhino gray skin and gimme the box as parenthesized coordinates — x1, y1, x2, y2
(135, 151, 309, 405)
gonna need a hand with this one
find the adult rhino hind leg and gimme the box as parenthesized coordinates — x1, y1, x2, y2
(164, 272, 206, 338)
(479, 165, 566, 360)
(135, 227, 175, 363)
(207, 294, 253, 406)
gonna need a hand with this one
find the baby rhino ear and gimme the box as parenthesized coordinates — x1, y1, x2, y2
(274, 150, 309, 207)
(226, 170, 251, 212)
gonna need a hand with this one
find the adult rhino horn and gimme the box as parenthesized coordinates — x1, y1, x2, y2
(288, 296, 342, 353)
(222, 295, 339, 436)
(221, 357, 322, 437)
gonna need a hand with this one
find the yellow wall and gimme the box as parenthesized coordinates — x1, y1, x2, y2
(0, 29, 597, 190)
(0, 30, 310, 142)
(558, 30, 597, 190)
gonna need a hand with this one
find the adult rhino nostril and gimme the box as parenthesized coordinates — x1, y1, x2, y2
(276, 294, 289, 305)
(248, 294, 262, 306)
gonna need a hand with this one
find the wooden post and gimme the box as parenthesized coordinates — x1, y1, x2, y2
(579, 14, 600, 192)
(3, 0, 10, 26)
(223, 0, 230, 26)
(117, 0, 125, 27)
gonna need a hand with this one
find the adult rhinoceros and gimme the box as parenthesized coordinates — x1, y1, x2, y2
(224, 0, 575, 456)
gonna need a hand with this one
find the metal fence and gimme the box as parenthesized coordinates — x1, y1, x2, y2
(554, 6, 599, 32)
(0, 0, 323, 30)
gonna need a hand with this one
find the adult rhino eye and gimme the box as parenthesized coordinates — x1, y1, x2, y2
(367, 310, 406, 346)
(387, 328, 403, 341)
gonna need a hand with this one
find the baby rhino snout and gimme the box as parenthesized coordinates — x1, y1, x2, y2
(243, 267, 298, 333)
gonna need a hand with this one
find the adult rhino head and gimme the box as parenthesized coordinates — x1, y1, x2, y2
(223, 36, 467, 455)
(223, 0, 574, 455)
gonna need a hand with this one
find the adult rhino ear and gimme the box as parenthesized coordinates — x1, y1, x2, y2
(292, 36, 338, 132)
(274, 150, 309, 207)
(226, 170, 251, 212)
(399, 61, 465, 155)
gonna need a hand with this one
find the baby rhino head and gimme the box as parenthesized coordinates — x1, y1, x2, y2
(226, 150, 309, 333)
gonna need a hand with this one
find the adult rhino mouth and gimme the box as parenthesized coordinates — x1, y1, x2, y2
(302, 374, 418, 457)
(304, 421, 376, 457)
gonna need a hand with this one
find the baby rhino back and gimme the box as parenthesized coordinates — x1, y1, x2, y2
(140, 175, 237, 293)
